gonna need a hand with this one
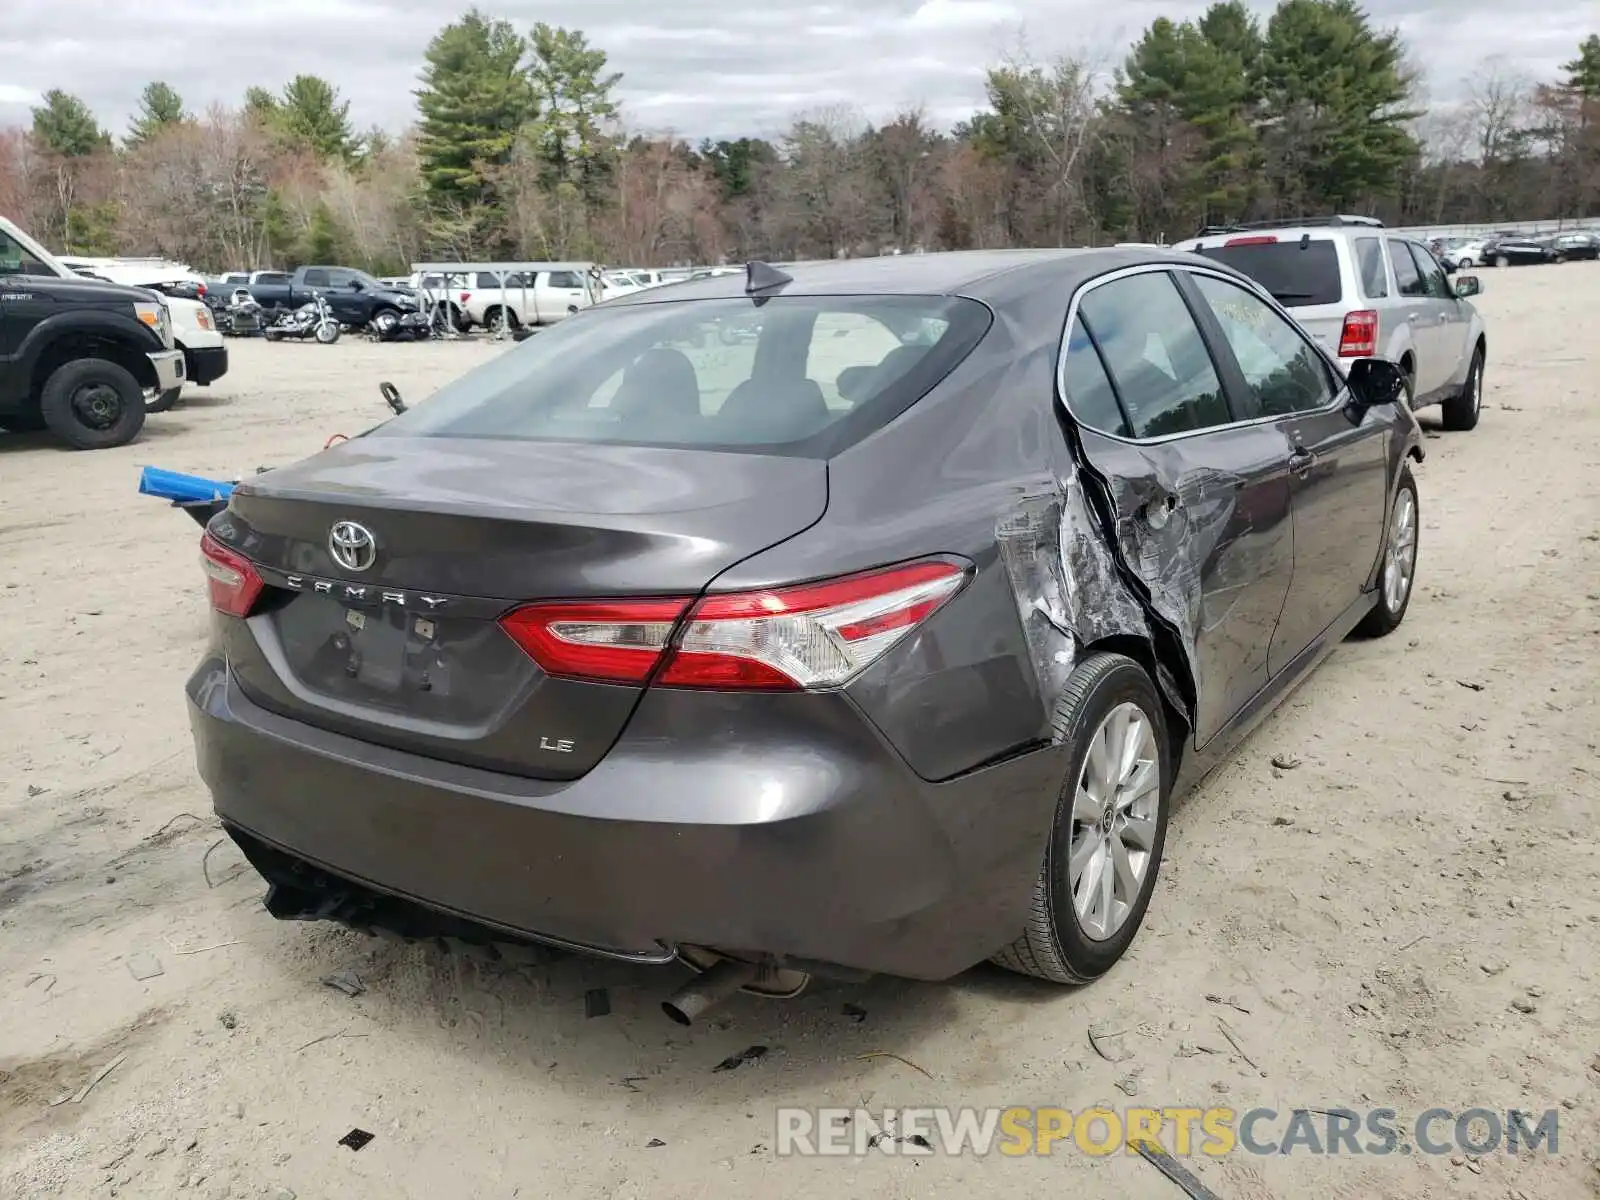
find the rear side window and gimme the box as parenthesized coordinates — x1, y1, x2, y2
(1060, 316, 1130, 437)
(254, 272, 290, 285)
(1389, 240, 1424, 297)
(546, 271, 583, 289)
(1077, 272, 1231, 439)
(302, 268, 330, 287)
(1193, 239, 1342, 306)
(1354, 237, 1388, 298)
(374, 295, 991, 455)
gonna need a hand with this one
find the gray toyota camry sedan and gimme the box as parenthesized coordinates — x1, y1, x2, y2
(188, 249, 1422, 1019)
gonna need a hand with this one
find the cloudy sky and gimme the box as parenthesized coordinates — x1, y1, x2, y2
(0, 0, 1591, 143)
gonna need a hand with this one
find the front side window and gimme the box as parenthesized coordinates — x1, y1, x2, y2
(374, 294, 990, 454)
(1076, 272, 1231, 439)
(1192, 274, 1338, 417)
(0, 231, 50, 277)
(1407, 244, 1452, 300)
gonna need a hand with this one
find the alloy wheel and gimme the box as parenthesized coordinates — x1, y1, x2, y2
(1067, 701, 1160, 941)
(1383, 489, 1418, 613)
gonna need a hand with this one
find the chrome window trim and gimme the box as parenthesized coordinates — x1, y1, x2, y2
(1055, 261, 1353, 448)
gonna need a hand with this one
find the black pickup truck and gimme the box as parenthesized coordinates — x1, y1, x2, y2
(1, 218, 187, 449)
(246, 266, 417, 328)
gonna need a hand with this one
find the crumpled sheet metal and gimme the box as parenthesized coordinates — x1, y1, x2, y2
(996, 466, 1192, 740)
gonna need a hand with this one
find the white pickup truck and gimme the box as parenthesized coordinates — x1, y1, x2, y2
(454, 264, 603, 332)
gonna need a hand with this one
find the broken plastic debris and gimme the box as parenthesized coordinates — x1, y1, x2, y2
(713, 1045, 768, 1072)
(127, 954, 164, 982)
(338, 1129, 374, 1152)
(584, 988, 611, 1019)
(321, 971, 365, 997)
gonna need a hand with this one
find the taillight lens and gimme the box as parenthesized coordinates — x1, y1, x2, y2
(1339, 309, 1379, 357)
(660, 560, 968, 690)
(497, 559, 969, 691)
(1224, 235, 1278, 246)
(499, 598, 690, 685)
(459, 291, 471, 303)
(200, 532, 263, 617)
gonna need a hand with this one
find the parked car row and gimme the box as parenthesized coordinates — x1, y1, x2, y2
(1430, 229, 1600, 269)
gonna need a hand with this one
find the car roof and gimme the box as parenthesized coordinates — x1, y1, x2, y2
(596, 248, 1223, 306)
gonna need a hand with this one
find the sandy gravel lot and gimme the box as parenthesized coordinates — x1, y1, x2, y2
(2, 270, 1598, 1200)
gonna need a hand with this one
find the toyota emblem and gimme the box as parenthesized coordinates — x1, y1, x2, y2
(328, 521, 377, 572)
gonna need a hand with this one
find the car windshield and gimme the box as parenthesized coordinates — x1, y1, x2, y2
(374, 294, 990, 456)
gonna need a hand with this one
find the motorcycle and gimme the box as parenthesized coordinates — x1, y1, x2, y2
(263, 291, 341, 344)
(217, 288, 264, 337)
(367, 304, 434, 342)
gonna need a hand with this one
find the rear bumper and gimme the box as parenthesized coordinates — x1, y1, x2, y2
(187, 657, 1064, 980)
(184, 344, 229, 386)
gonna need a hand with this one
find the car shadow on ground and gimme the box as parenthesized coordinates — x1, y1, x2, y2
(0, 419, 198, 454)
(228, 875, 1086, 1104)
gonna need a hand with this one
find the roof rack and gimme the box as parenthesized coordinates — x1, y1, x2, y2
(1196, 215, 1384, 236)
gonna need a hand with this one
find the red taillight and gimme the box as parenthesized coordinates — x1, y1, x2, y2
(497, 560, 970, 691)
(196, 283, 208, 297)
(1225, 235, 1278, 246)
(499, 598, 690, 685)
(1338, 309, 1379, 357)
(200, 532, 263, 617)
(459, 291, 472, 303)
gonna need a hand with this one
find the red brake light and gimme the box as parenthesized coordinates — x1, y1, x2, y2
(499, 598, 690, 685)
(1338, 309, 1379, 357)
(459, 291, 472, 303)
(200, 532, 263, 617)
(196, 283, 208, 297)
(497, 560, 970, 691)
(1225, 235, 1278, 246)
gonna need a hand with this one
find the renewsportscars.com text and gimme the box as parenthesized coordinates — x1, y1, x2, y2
(775, 1105, 1561, 1157)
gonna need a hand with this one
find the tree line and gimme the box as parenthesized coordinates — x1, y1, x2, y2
(2, 5, 1596, 274)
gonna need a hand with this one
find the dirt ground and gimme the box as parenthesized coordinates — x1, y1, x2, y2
(1, 271, 1597, 1200)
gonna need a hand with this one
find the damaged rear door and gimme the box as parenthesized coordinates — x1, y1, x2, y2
(1060, 268, 1295, 746)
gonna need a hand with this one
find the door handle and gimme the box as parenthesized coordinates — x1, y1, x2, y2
(1288, 448, 1316, 476)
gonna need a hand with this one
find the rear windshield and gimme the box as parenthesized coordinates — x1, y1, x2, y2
(1193, 239, 1342, 306)
(374, 295, 991, 456)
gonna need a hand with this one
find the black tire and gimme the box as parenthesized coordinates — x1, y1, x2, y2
(147, 387, 181, 414)
(1399, 360, 1416, 410)
(39, 358, 146, 450)
(991, 653, 1172, 984)
(1355, 465, 1419, 639)
(486, 306, 519, 334)
(1440, 346, 1483, 432)
(1494, 255, 1510, 268)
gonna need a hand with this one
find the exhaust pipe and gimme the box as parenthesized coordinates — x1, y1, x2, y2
(661, 958, 760, 1025)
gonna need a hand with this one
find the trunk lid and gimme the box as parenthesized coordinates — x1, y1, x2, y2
(215, 436, 827, 779)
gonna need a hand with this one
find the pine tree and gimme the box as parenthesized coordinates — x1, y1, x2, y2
(127, 82, 188, 146)
(30, 90, 109, 157)
(415, 9, 534, 205)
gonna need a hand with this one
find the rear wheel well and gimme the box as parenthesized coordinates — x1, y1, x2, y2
(1080, 633, 1190, 777)
(30, 334, 155, 404)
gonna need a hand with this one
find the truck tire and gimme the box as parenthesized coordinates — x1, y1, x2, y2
(147, 387, 182, 413)
(40, 358, 146, 450)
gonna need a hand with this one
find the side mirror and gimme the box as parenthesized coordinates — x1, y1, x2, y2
(348, 280, 363, 291)
(1454, 275, 1481, 298)
(1347, 357, 1407, 408)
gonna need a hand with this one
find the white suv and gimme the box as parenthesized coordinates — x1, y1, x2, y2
(1172, 217, 1488, 431)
